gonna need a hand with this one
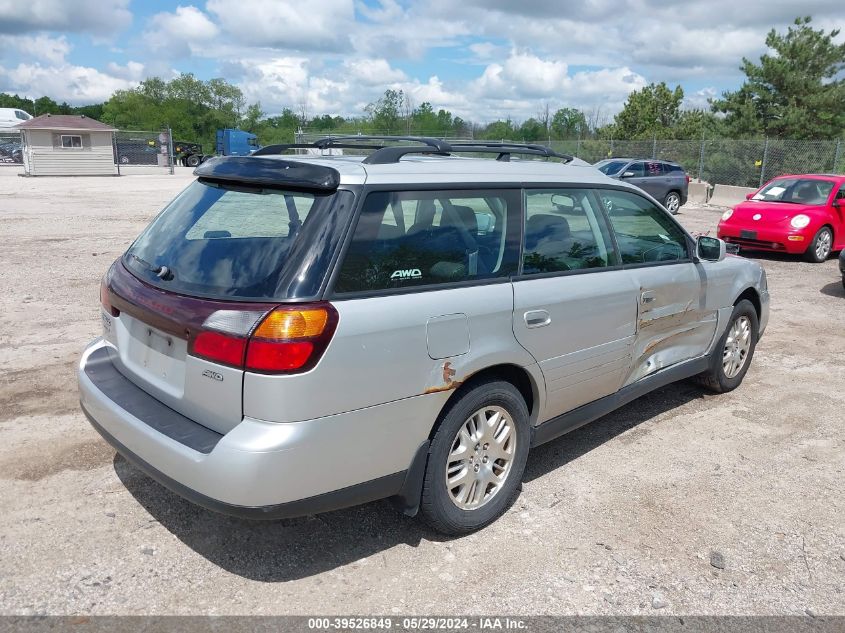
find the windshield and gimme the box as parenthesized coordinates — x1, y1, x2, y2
(753, 178, 834, 205)
(595, 160, 629, 175)
(124, 179, 340, 299)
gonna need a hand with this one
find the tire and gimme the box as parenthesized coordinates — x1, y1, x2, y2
(696, 299, 758, 393)
(419, 379, 530, 535)
(664, 191, 681, 215)
(120, 155, 129, 164)
(186, 154, 200, 167)
(804, 226, 833, 263)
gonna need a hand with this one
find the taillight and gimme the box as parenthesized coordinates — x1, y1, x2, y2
(187, 303, 338, 374)
(100, 278, 119, 317)
(246, 305, 338, 373)
(191, 330, 246, 367)
(685, 175, 691, 184)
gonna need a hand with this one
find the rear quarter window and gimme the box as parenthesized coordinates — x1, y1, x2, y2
(334, 189, 521, 294)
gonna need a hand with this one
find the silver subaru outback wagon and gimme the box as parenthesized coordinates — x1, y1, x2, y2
(79, 137, 769, 534)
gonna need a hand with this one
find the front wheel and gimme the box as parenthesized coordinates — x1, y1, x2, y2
(419, 380, 530, 535)
(804, 227, 832, 263)
(663, 191, 681, 214)
(696, 299, 758, 393)
(186, 154, 200, 167)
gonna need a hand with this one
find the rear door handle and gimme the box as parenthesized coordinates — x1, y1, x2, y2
(524, 310, 551, 328)
(641, 291, 656, 304)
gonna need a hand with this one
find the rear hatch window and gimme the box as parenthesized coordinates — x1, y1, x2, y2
(124, 179, 344, 300)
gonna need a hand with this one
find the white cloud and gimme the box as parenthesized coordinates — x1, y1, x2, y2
(0, 62, 139, 103)
(105, 61, 145, 82)
(145, 6, 219, 57)
(0, 34, 70, 64)
(342, 58, 407, 86)
(206, 0, 355, 52)
(0, 0, 131, 35)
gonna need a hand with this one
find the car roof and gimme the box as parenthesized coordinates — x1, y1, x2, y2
(262, 153, 628, 187)
(770, 173, 845, 181)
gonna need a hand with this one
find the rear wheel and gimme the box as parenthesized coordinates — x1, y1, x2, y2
(804, 226, 832, 263)
(419, 380, 530, 535)
(186, 154, 200, 167)
(664, 191, 681, 214)
(696, 299, 758, 393)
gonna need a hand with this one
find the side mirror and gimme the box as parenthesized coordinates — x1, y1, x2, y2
(621, 171, 635, 178)
(696, 235, 726, 262)
(745, 192, 755, 200)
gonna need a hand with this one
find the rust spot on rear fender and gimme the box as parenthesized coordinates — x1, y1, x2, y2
(423, 361, 461, 394)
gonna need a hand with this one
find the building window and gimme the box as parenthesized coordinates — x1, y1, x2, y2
(61, 135, 83, 149)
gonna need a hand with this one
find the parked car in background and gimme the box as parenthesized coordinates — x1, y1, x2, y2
(79, 137, 768, 534)
(0, 140, 23, 163)
(594, 158, 689, 214)
(718, 174, 845, 263)
(0, 107, 32, 129)
(115, 138, 160, 165)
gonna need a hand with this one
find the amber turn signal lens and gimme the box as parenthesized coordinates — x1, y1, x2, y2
(253, 308, 329, 340)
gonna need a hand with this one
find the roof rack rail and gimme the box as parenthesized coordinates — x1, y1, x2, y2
(252, 135, 575, 165)
(447, 142, 574, 163)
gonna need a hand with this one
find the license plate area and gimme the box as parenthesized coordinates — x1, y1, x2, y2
(119, 314, 187, 393)
(740, 229, 757, 240)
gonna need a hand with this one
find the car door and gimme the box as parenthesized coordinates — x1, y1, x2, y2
(512, 188, 638, 421)
(831, 183, 845, 249)
(621, 161, 648, 192)
(598, 188, 718, 386)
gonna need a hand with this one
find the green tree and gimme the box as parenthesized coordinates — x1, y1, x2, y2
(518, 118, 544, 141)
(711, 16, 845, 139)
(365, 89, 404, 132)
(550, 107, 587, 139)
(613, 82, 684, 139)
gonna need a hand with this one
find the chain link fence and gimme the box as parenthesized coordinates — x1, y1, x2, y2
(534, 138, 844, 188)
(291, 131, 845, 189)
(114, 129, 174, 174)
(0, 131, 23, 165)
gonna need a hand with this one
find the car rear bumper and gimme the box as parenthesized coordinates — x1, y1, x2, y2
(718, 224, 810, 255)
(78, 338, 437, 518)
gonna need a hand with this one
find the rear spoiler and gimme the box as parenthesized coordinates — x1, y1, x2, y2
(194, 156, 340, 191)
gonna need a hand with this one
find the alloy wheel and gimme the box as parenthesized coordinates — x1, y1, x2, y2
(446, 406, 516, 510)
(665, 193, 680, 214)
(815, 230, 832, 260)
(723, 315, 752, 379)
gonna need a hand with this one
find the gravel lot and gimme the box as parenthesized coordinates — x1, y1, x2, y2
(0, 166, 843, 616)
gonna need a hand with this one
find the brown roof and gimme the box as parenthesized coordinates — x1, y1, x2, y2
(15, 114, 116, 132)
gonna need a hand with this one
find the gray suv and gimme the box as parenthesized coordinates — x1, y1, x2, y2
(595, 158, 689, 214)
(79, 137, 768, 534)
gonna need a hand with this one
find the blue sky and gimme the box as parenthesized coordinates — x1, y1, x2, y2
(1, 0, 843, 123)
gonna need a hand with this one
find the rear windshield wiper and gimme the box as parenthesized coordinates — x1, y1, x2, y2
(128, 253, 174, 280)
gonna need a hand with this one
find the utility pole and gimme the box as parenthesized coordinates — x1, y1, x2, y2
(759, 138, 769, 188)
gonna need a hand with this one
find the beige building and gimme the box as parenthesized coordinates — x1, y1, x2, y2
(15, 114, 117, 176)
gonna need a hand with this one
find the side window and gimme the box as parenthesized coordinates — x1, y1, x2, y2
(625, 162, 645, 177)
(523, 189, 615, 274)
(334, 189, 520, 293)
(600, 190, 689, 264)
(834, 185, 845, 201)
(644, 161, 662, 177)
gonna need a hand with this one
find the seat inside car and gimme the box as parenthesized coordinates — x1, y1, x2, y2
(525, 213, 572, 256)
